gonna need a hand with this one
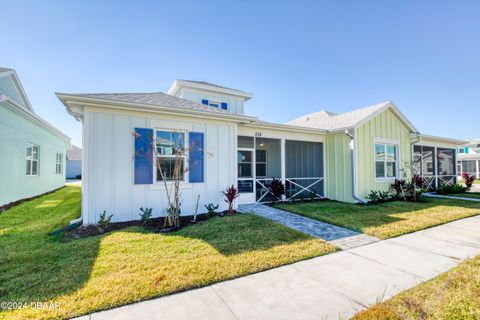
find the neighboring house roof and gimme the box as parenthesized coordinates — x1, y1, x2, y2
(287, 101, 418, 133)
(67, 145, 82, 161)
(0, 66, 34, 112)
(1, 67, 70, 147)
(168, 79, 253, 100)
(0, 67, 13, 72)
(56, 91, 258, 122)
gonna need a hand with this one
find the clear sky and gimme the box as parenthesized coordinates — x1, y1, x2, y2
(2, 0, 479, 146)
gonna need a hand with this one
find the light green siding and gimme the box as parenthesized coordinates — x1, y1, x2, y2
(0, 102, 67, 206)
(0, 75, 27, 109)
(355, 109, 412, 199)
(325, 133, 354, 202)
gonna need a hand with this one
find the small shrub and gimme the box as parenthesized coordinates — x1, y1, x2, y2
(437, 184, 467, 195)
(462, 172, 475, 189)
(366, 190, 392, 204)
(98, 211, 113, 232)
(205, 203, 219, 218)
(390, 175, 424, 202)
(139, 207, 153, 226)
(267, 178, 285, 203)
(223, 185, 239, 215)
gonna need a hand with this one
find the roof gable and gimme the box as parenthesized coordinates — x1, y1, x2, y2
(0, 67, 34, 112)
(287, 101, 418, 133)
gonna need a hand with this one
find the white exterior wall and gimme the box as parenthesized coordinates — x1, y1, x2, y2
(82, 107, 237, 224)
(176, 88, 245, 114)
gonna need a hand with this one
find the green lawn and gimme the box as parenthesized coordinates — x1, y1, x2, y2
(0, 186, 335, 319)
(275, 198, 480, 239)
(353, 255, 480, 320)
(444, 192, 480, 199)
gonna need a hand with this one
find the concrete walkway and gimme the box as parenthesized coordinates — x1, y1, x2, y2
(238, 203, 379, 249)
(425, 192, 480, 202)
(76, 215, 480, 320)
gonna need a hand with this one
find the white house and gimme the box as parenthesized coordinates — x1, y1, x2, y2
(457, 139, 480, 178)
(57, 80, 463, 225)
(66, 145, 82, 179)
(0, 67, 70, 207)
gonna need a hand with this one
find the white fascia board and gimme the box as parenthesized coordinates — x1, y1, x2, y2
(353, 102, 419, 134)
(417, 134, 469, 146)
(56, 94, 258, 123)
(3, 97, 71, 148)
(243, 121, 327, 135)
(168, 80, 253, 100)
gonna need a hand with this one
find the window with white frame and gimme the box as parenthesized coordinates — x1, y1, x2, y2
(155, 130, 186, 181)
(56, 153, 63, 174)
(26, 144, 40, 176)
(375, 143, 398, 179)
(208, 101, 220, 108)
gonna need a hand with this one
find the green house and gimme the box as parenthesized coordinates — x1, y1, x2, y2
(0, 67, 70, 207)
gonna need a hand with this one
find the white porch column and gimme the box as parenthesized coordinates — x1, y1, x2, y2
(281, 138, 286, 201)
(434, 147, 438, 189)
(476, 160, 479, 179)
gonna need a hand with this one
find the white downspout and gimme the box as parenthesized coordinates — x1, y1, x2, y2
(345, 130, 367, 204)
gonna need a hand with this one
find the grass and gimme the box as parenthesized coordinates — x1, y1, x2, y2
(275, 197, 480, 239)
(444, 192, 480, 199)
(0, 186, 335, 319)
(353, 255, 480, 320)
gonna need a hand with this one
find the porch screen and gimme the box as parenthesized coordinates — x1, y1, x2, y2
(285, 140, 324, 199)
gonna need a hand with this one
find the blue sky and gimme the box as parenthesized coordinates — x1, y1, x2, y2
(2, 1, 479, 146)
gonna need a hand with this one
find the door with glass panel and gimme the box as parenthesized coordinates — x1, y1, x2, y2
(237, 136, 256, 204)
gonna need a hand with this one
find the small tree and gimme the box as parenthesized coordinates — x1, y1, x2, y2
(223, 185, 239, 215)
(134, 129, 188, 229)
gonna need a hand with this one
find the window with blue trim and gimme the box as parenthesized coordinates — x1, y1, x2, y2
(155, 131, 186, 181)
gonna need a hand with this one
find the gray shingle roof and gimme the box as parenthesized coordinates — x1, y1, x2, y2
(67, 145, 82, 161)
(59, 91, 244, 116)
(287, 101, 392, 131)
(0, 67, 13, 73)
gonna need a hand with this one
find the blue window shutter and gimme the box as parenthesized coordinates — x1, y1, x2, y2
(189, 132, 204, 183)
(134, 128, 153, 184)
(465, 147, 469, 153)
(221, 102, 228, 110)
(201, 99, 209, 105)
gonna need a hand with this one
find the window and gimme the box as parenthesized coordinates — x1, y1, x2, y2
(255, 149, 267, 178)
(155, 131, 186, 181)
(26, 144, 39, 176)
(458, 148, 465, 154)
(375, 143, 398, 179)
(208, 101, 220, 108)
(56, 153, 63, 174)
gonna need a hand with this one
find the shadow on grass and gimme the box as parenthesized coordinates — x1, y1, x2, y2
(0, 187, 318, 313)
(0, 186, 102, 305)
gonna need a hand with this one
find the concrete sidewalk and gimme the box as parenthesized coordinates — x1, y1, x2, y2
(77, 215, 480, 320)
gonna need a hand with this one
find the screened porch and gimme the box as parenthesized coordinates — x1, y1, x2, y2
(413, 145, 457, 190)
(237, 136, 324, 204)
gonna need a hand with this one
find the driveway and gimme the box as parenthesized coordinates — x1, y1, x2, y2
(76, 215, 480, 320)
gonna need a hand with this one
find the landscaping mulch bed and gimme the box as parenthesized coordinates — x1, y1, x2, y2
(66, 214, 211, 238)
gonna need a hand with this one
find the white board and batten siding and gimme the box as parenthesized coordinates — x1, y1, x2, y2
(176, 88, 245, 114)
(82, 107, 236, 225)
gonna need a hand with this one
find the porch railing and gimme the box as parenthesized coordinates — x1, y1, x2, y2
(420, 174, 456, 190)
(255, 177, 325, 203)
